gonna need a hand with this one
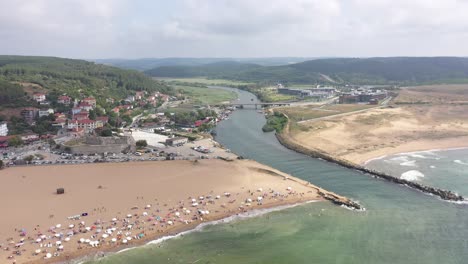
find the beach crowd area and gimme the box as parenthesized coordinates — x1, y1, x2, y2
(0, 159, 323, 263)
(285, 84, 468, 164)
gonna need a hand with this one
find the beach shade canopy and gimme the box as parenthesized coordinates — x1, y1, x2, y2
(59, 245, 64, 250)
(145, 204, 151, 209)
(35, 249, 41, 254)
(36, 238, 42, 243)
(142, 212, 148, 216)
(111, 238, 117, 242)
(175, 212, 180, 217)
(191, 198, 197, 203)
(127, 214, 132, 218)
(112, 218, 117, 221)
(64, 237, 71, 242)
(56, 241, 62, 245)
(69, 224, 74, 228)
(56, 224, 62, 228)
(167, 221, 173, 225)
(257, 197, 263, 201)
(258, 188, 263, 192)
(46, 253, 52, 258)
(102, 234, 109, 239)
(287, 187, 292, 191)
(122, 239, 127, 244)
(216, 195, 221, 199)
(79, 238, 85, 243)
(126, 236, 132, 241)
(56, 188, 65, 195)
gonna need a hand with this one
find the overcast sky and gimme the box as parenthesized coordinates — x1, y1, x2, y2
(1, 0, 468, 59)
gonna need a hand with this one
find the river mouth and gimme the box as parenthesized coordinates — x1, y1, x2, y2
(85, 86, 468, 264)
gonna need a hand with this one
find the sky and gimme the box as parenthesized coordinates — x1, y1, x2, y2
(1, 0, 468, 59)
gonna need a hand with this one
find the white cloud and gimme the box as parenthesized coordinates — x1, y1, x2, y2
(1, 0, 468, 58)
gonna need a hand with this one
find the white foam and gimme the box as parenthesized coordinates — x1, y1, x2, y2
(400, 170, 425, 181)
(429, 165, 436, 169)
(400, 160, 417, 167)
(454, 160, 468, 166)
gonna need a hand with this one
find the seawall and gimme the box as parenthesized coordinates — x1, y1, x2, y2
(275, 116, 465, 202)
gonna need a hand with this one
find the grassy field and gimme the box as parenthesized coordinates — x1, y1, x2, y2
(395, 84, 468, 104)
(174, 85, 237, 105)
(154, 77, 253, 86)
(277, 104, 376, 122)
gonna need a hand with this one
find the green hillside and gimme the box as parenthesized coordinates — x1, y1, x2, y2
(145, 57, 468, 85)
(144, 61, 261, 78)
(0, 56, 173, 102)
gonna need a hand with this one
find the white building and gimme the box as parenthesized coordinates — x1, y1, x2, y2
(0, 122, 8, 136)
(39, 108, 54, 117)
(33, 93, 46, 102)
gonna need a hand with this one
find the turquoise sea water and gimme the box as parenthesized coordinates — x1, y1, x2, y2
(85, 88, 468, 264)
(366, 149, 468, 196)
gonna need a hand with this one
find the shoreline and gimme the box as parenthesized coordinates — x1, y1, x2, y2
(275, 115, 465, 202)
(363, 146, 468, 165)
(72, 200, 319, 264)
(1, 158, 354, 264)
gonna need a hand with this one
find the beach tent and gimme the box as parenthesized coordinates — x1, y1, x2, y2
(56, 188, 65, 195)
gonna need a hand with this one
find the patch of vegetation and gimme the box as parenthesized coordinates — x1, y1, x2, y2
(174, 85, 237, 105)
(136, 140, 148, 148)
(0, 56, 174, 104)
(262, 112, 288, 133)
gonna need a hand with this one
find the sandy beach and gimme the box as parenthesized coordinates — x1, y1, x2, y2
(0, 159, 327, 264)
(286, 85, 468, 165)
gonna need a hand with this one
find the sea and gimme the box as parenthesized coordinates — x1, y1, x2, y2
(84, 87, 468, 264)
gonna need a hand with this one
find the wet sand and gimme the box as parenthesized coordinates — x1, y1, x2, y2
(0, 160, 324, 264)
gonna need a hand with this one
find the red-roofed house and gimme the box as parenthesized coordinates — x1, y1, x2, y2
(78, 102, 93, 111)
(33, 93, 46, 102)
(58, 95, 72, 104)
(73, 111, 89, 120)
(82, 97, 96, 107)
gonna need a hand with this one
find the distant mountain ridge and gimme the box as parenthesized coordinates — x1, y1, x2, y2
(144, 57, 468, 85)
(94, 57, 314, 71)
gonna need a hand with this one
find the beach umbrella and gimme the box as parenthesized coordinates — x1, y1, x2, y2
(167, 221, 173, 225)
(216, 195, 221, 199)
(191, 198, 197, 203)
(112, 218, 117, 222)
(205, 210, 210, 214)
(79, 238, 85, 243)
(287, 187, 292, 191)
(122, 239, 127, 244)
(45, 253, 52, 258)
(258, 188, 263, 192)
(56, 241, 62, 245)
(55, 234, 61, 238)
(192, 203, 198, 207)
(257, 197, 263, 201)
(145, 204, 151, 209)
(69, 224, 74, 228)
(35, 249, 41, 254)
(185, 210, 191, 214)
(56, 224, 62, 228)
(111, 238, 117, 243)
(199, 196, 204, 200)
(127, 225, 133, 229)
(58, 245, 64, 250)
(126, 236, 132, 241)
(126, 214, 132, 218)
(175, 212, 180, 217)
(102, 234, 109, 239)
(36, 238, 42, 243)
(40, 235, 47, 239)
(85, 239, 91, 244)
(142, 212, 148, 216)
(64, 237, 71, 242)
(246, 198, 252, 203)
(85, 227, 91, 231)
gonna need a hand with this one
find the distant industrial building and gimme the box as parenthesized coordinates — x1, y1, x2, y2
(339, 88, 387, 104)
(277, 86, 336, 99)
(166, 137, 188, 147)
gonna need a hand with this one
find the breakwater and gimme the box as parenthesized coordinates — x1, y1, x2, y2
(275, 118, 465, 202)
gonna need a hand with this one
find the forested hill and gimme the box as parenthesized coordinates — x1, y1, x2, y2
(144, 61, 261, 78)
(0, 55, 173, 101)
(144, 57, 468, 85)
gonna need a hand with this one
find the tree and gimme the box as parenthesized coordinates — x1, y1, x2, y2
(100, 128, 113, 137)
(0, 160, 4, 169)
(136, 140, 148, 148)
(23, 155, 34, 163)
(89, 109, 97, 120)
(8, 136, 23, 147)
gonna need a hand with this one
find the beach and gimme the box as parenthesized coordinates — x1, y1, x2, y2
(285, 85, 468, 165)
(0, 159, 329, 264)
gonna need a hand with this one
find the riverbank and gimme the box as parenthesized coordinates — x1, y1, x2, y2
(275, 115, 464, 202)
(0, 159, 351, 264)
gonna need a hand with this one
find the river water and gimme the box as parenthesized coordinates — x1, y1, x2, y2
(86, 87, 468, 264)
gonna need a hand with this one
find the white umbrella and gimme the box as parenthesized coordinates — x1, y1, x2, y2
(40, 235, 47, 239)
(205, 210, 210, 215)
(45, 253, 52, 258)
(68, 224, 74, 228)
(175, 212, 180, 217)
(191, 198, 197, 203)
(102, 234, 109, 239)
(142, 212, 148, 216)
(122, 239, 127, 244)
(126, 236, 132, 241)
(127, 225, 133, 229)
(192, 203, 198, 207)
(64, 237, 71, 242)
(258, 188, 263, 192)
(199, 196, 204, 200)
(112, 218, 117, 221)
(216, 195, 221, 199)
(85, 239, 91, 243)
(145, 204, 151, 209)
(85, 227, 91, 231)
(167, 221, 173, 225)
(185, 209, 191, 214)
(127, 214, 132, 218)
(287, 187, 292, 191)
(56, 224, 62, 228)
(55, 234, 61, 238)
(36, 238, 42, 243)
(257, 197, 263, 201)
(58, 245, 64, 250)
(56, 241, 62, 245)
(79, 238, 85, 243)
(111, 238, 117, 242)
(35, 249, 41, 254)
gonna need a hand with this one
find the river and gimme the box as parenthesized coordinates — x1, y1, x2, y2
(87, 87, 468, 264)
